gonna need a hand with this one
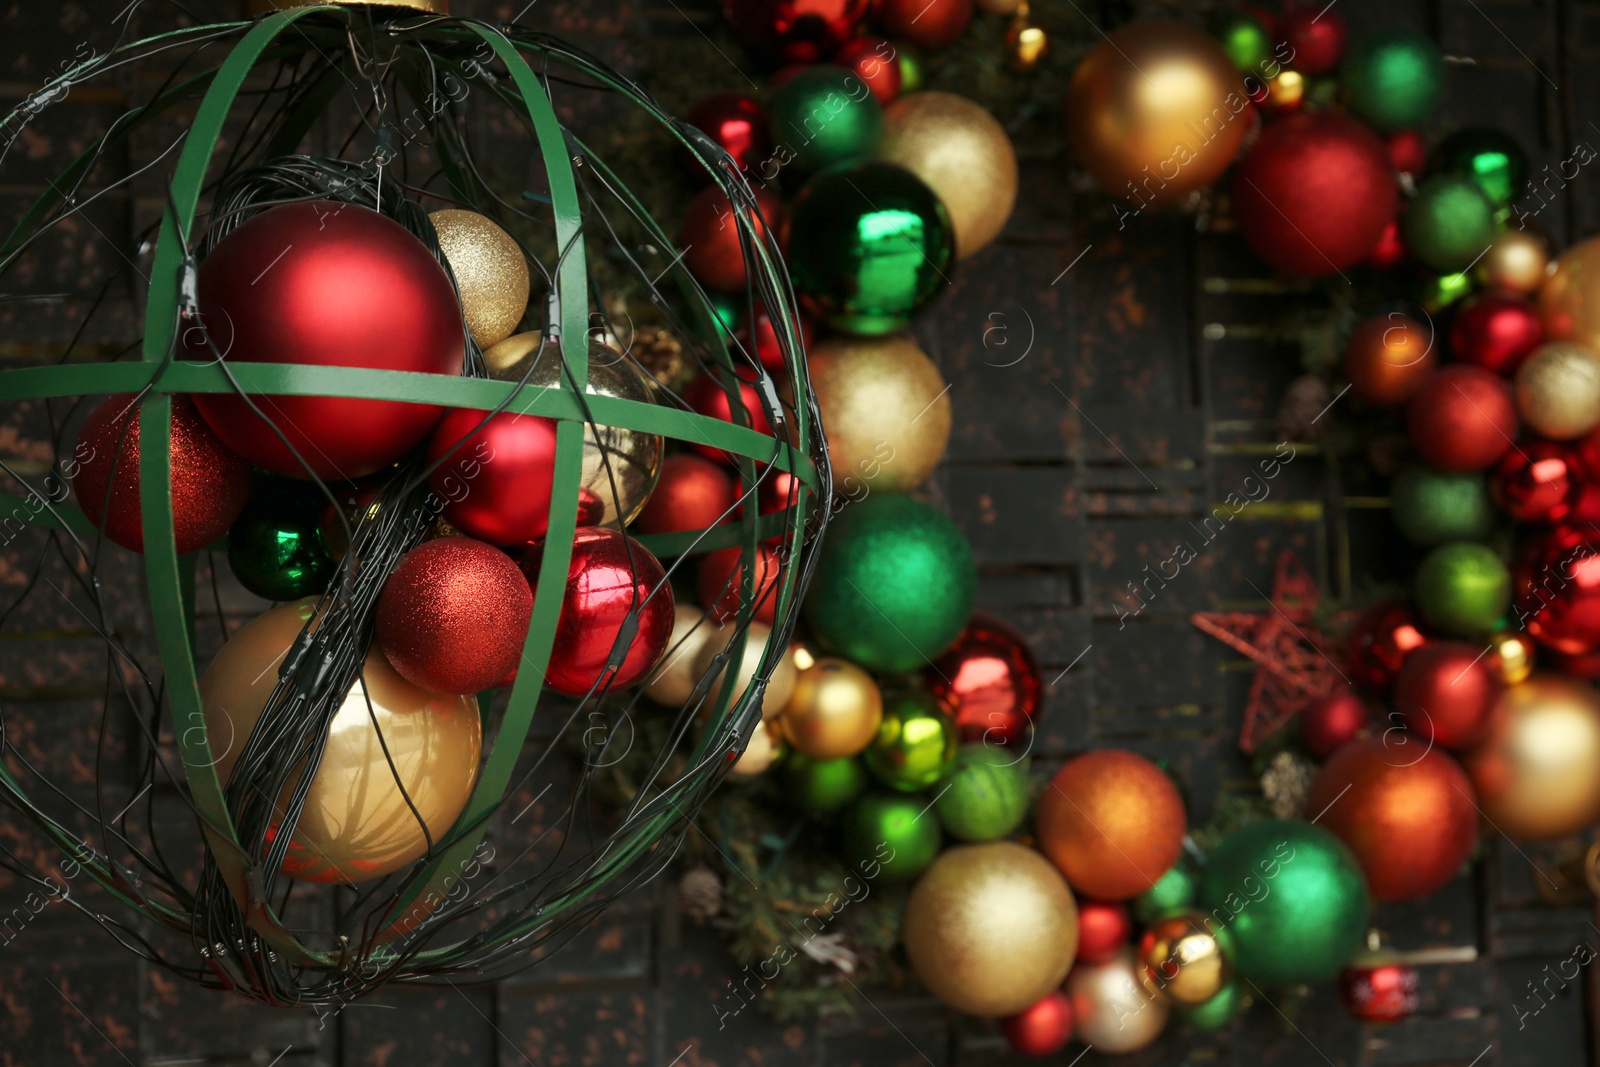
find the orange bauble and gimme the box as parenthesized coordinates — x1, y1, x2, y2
(1034, 750, 1186, 900)
(1344, 312, 1438, 407)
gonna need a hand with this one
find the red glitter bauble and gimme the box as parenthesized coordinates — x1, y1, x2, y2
(1449, 291, 1545, 375)
(684, 92, 770, 178)
(1339, 954, 1419, 1024)
(683, 370, 776, 465)
(1279, 4, 1347, 75)
(1406, 365, 1518, 472)
(833, 36, 902, 105)
(737, 302, 815, 372)
(72, 393, 250, 555)
(680, 185, 784, 294)
(523, 528, 676, 696)
(376, 537, 533, 695)
(1308, 737, 1479, 901)
(876, 0, 972, 49)
(1366, 218, 1408, 270)
(1074, 900, 1131, 964)
(923, 612, 1043, 747)
(1514, 525, 1600, 657)
(1000, 991, 1074, 1058)
(1393, 640, 1499, 749)
(1300, 689, 1372, 759)
(634, 454, 738, 536)
(723, 0, 869, 61)
(697, 543, 782, 624)
(1384, 128, 1428, 177)
(1232, 113, 1397, 277)
(1493, 439, 1576, 523)
(1346, 600, 1428, 694)
(425, 407, 558, 546)
(187, 201, 463, 480)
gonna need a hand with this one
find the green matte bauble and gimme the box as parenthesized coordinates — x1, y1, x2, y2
(1415, 540, 1512, 637)
(1178, 981, 1244, 1031)
(803, 494, 975, 672)
(1432, 127, 1530, 210)
(1211, 12, 1274, 74)
(843, 793, 942, 882)
(227, 481, 335, 601)
(864, 691, 958, 792)
(1389, 463, 1494, 545)
(767, 66, 884, 177)
(783, 753, 868, 817)
(1403, 176, 1498, 273)
(785, 161, 954, 336)
(1342, 29, 1444, 132)
(897, 43, 926, 93)
(1198, 820, 1370, 987)
(934, 745, 1031, 841)
(1133, 861, 1200, 925)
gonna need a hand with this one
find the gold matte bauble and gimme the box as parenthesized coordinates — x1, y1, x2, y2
(1065, 947, 1170, 1052)
(1462, 673, 1600, 840)
(644, 604, 722, 708)
(1515, 341, 1600, 439)
(806, 334, 951, 494)
(199, 599, 482, 884)
(901, 842, 1079, 1017)
(1542, 236, 1600, 352)
(429, 209, 529, 349)
(878, 92, 1018, 258)
(779, 657, 883, 759)
(691, 621, 799, 720)
(1136, 910, 1233, 1006)
(1479, 229, 1550, 293)
(729, 717, 783, 778)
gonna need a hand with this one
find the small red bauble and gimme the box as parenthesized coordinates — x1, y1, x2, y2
(376, 536, 533, 695)
(683, 370, 776, 465)
(697, 543, 782, 624)
(759, 467, 805, 517)
(633, 454, 738, 536)
(1339, 953, 1419, 1024)
(1393, 640, 1499, 749)
(737, 302, 815, 372)
(73, 393, 251, 555)
(1346, 600, 1428, 694)
(923, 612, 1044, 747)
(1074, 899, 1131, 964)
(1384, 129, 1428, 177)
(684, 92, 770, 178)
(188, 201, 463, 480)
(1406, 365, 1518, 472)
(425, 407, 558, 546)
(875, 0, 972, 49)
(833, 36, 901, 105)
(1366, 218, 1408, 270)
(723, 0, 869, 61)
(523, 528, 675, 696)
(1279, 4, 1347, 75)
(680, 185, 784, 294)
(1000, 991, 1074, 1058)
(1233, 112, 1398, 277)
(1300, 690, 1372, 759)
(1514, 525, 1600, 657)
(1492, 440, 1576, 523)
(1449, 291, 1545, 375)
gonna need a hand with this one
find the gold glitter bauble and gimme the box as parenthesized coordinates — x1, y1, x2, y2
(878, 92, 1018, 258)
(1462, 674, 1600, 840)
(429, 208, 530, 349)
(1542, 236, 1600, 352)
(729, 717, 783, 778)
(645, 604, 723, 708)
(691, 622, 799, 720)
(806, 334, 951, 493)
(1478, 229, 1550, 293)
(779, 657, 884, 759)
(1066, 947, 1170, 1052)
(1514, 341, 1600, 440)
(1136, 910, 1234, 1005)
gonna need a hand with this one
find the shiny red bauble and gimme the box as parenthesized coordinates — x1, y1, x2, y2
(723, 0, 869, 61)
(1493, 440, 1577, 524)
(683, 370, 776, 465)
(523, 528, 676, 696)
(876, 0, 972, 49)
(376, 536, 533, 695)
(680, 185, 784, 294)
(759, 467, 805, 518)
(1279, 4, 1347, 74)
(1346, 600, 1428, 694)
(833, 36, 901, 105)
(1385, 129, 1428, 177)
(1514, 525, 1600, 657)
(1393, 640, 1499, 749)
(1449, 291, 1545, 375)
(1000, 991, 1074, 1058)
(737, 302, 815, 372)
(923, 612, 1044, 747)
(697, 543, 782, 624)
(1300, 689, 1372, 759)
(1233, 113, 1398, 277)
(1074, 899, 1131, 964)
(425, 407, 558, 546)
(1406, 365, 1518, 472)
(187, 201, 463, 480)
(1366, 219, 1408, 270)
(684, 92, 770, 178)
(634, 454, 738, 536)
(73, 393, 250, 555)
(1339, 955, 1419, 1024)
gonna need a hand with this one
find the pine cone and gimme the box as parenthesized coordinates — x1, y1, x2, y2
(1367, 431, 1411, 478)
(631, 325, 685, 388)
(1277, 375, 1332, 442)
(1260, 750, 1316, 820)
(678, 865, 722, 925)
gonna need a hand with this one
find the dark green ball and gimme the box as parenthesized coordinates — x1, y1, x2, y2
(767, 66, 883, 177)
(1390, 463, 1494, 545)
(783, 754, 867, 817)
(227, 481, 334, 601)
(1432, 127, 1530, 209)
(933, 745, 1031, 842)
(1343, 29, 1444, 131)
(1415, 540, 1511, 636)
(1403, 175, 1498, 273)
(842, 793, 942, 882)
(1212, 12, 1275, 75)
(1133, 861, 1200, 925)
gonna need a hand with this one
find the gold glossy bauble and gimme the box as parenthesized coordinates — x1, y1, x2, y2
(199, 600, 482, 884)
(1136, 911, 1233, 1006)
(645, 604, 722, 708)
(1066, 21, 1250, 205)
(428, 209, 530, 349)
(729, 717, 783, 779)
(878, 92, 1018, 259)
(691, 621, 799, 720)
(484, 332, 663, 527)
(1066, 947, 1171, 1052)
(1006, 12, 1049, 72)
(247, 0, 444, 12)
(1487, 631, 1535, 685)
(1479, 229, 1550, 293)
(1514, 341, 1600, 440)
(806, 335, 951, 493)
(1462, 674, 1600, 840)
(902, 842, 1079, 1017)
(1541, 236, 1600, 352)
(779, 657, 884, 759)
(976, 0, 1024, 13)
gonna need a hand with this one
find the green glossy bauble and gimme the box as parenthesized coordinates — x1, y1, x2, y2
(786, 161, 954, 336)
(897, 42, 926, 93)
(1179, 980, 1244, 1031)
(1419, 270, 1476, 313)
(1211, 12, 1274, 74)
(227, 481, 335, 601)
(1432, 127, 1530, 210)
(804, 494, 975, 672)
(1198, 819, 1369, 987)
(843, 792, 942, 882)
(1403, 175, 1498, 273)
(767, 66, 884, 177)
(1415, 540, 1511, 637)
(1342, 29, 1444, 132)
(1133, 861, 1200, 925)
(783, 753, 868, 817)
(705, 290, 740, 337)
(934, 744, 1031, 841)
(864, 691, 958, 792)
(1389, 463, 1494, 545)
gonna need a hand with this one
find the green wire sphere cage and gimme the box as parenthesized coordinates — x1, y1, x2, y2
(0, 0, 826, 1006)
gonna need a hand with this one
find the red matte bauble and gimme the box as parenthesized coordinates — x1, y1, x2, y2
(1280, 4, 1347, 74)
(833, 36, 901, 104)
(684, 93, 770, 178)
(1233, 112, 1398, 277)
(1307, 737, 1479, 901)
(1074, 900, 1131, 964)
(1406, 365, 1518, 472)
(633, 454, 738, 536)
(875, 0, 972, 49)
(683, 370, 776, 465)
(1339, 958, 1419, 1023)
(376, 536, 533, 695)
(1393, 640, 1499, 749)
(1384, 129, 1428, 177)
(1492, 439, 1576, 523)
(1300, 690, 1372, 759)
(1450, 291, 1546, 375)
(697, 543, 782, 624)
(73, 393, 250, 555)
(923, 611, 1044, 747)
(425, 407, 558, 546)
(738, 302, 815, 372)
(1367, 218, 1408, 269)
(680, 185, 784, 294)
(188, 201, 463, 480)
(1514, 526, 1600, 657)
(1545, 646, 1600, 679)
(523, 528, 675, 696)
(1000, 991, 1074, 1058)
(1346, 600, 1428, 694)
(723, 0, 869, 61)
